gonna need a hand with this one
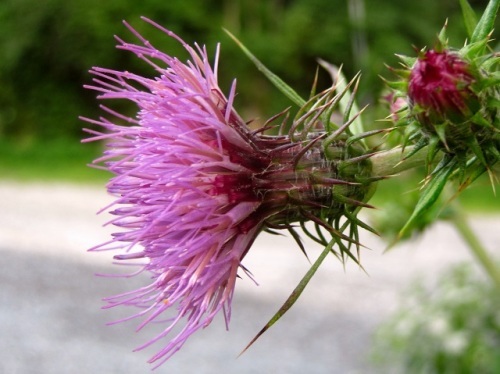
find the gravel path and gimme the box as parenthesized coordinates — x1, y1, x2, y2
(0, 181, 498, 374)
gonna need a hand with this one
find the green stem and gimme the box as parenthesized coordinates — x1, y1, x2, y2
(370, 145, 433, 177)
(451, 207, 500, 288)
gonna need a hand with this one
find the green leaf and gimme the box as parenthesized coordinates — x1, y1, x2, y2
(224, 29, 306, 108)
(459, 0, 478, 39)
(239, 240, 333, 355)
(471, 0, 500, 44)
(398, 159, 457, 239)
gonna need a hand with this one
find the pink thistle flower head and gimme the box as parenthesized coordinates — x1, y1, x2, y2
(408, 49, 479, 130)
(82, 18, 375, 367)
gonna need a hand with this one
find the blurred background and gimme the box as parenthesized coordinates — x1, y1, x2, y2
(1, 0, 499, 373)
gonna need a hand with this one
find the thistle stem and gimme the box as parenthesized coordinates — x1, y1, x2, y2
(451, 207, 500, 288)
(370, 145, 432, 177)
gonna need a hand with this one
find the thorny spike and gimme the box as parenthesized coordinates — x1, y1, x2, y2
(289, 87, 337, 141)
(314, 222, 329, 245)
(292, 133, 326, 170)
(347, 128, 393, 148)
(310, 66, 320, 99)
(287, 227, 310, 262)
(309, 174, 360, 186)
(338, 151, 376, 169)
(342, 73, 362, 125)
(299, 208, 360, 247)
(343, 210, 380, 237)
(323, 105, 368, 150)
(298, 221, 328, 246)
(330, 192, 376, 209)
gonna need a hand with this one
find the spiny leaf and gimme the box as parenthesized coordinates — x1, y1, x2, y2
(433, 124, 449, 151)
(395, 54, 417, 67)
(401, 137, 428, 161)
(385, 66, 411, 78)
(381, 78, 408, 91)
(343, 209, 379, 237)
(300, 221, 328, 246)
(437, 19, 449, 48)
(224, 29, 306, 108)
(397, 159, 457, 240)
(340, 75, 364, 139)
(314, 222, 329, 245)
(461, 37, 489, 59)
(459, 0, 478, 38)
(481, 55, 500, 71)
(471, 0, 500, 45)
(426, 136, 443, 168)
(287, 226, 310, 262)
(239, 241, 333, 355)
(467, 137, 488, 166)
(346, 128, 391, 148)
(458, 162, 488, 192)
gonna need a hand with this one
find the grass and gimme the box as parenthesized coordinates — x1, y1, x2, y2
(0, 138, 108, 183)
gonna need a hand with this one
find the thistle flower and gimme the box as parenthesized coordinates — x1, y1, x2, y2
(82, 18, 375, 367)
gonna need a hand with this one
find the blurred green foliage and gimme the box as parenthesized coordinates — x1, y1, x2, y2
(372, 262, 500, 373)
(0, 0, 496, 178)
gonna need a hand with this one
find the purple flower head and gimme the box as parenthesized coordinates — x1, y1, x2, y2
(82, 18, 374, 367)
(82, 19, 267, 364)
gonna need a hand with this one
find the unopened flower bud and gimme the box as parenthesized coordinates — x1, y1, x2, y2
(384, 93, 408, 123)
(408, 50, 479, 128)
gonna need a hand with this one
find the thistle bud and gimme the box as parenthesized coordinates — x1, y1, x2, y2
(381, 19, 500, 241)
(408, 50, 480, 150)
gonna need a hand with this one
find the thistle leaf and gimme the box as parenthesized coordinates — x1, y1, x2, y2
(398, 159, 457, 239)
(224, 29, 306, 108)
(240, 241, 333, 355)
(458, 162, 488, 192)
(382, 79, 408, 91)
(395, 54, 417, 67)
(471, 0, 500, 45)
(438, 20, 449, 47)
(459, 0, 478, 39)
